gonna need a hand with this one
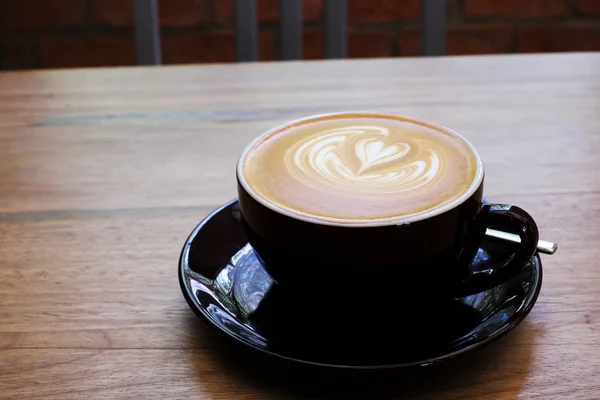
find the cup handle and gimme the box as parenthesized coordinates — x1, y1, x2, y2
(455, 204, 539, 297)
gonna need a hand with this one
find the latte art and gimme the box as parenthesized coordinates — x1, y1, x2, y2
(285, 125, 443, 196)
(240, 113, 480, 224)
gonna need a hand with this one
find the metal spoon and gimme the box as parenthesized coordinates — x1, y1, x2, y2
(485, 228, 558, 255)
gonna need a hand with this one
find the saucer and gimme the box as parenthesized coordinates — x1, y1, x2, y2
(179, 199, 543, 369)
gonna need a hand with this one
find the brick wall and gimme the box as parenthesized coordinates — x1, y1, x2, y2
(1, 0, 599, 70)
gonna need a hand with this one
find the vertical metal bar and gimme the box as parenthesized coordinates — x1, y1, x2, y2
(324, 0, 347, 59)
(235, 0, 258, 62)
(133, 0, 162, 65)
(279, 0, 302, 60)
(421, 0, 446, 56)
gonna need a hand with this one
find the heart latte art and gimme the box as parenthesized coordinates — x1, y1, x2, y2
(285, 125, 442, 196)
(241, 114, 480, 224)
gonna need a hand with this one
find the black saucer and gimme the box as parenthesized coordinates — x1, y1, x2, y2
(179, 199, 542, 370)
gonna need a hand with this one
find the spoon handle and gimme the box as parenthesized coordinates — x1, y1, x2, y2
(486, 228, 558, 255)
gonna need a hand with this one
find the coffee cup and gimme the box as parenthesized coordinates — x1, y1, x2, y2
(236, 112, 539, 299)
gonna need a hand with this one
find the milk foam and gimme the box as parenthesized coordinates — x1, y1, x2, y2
(285, 125, 443, 196)
(240, 113, 481, 224)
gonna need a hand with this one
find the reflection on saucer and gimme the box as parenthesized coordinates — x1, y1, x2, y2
(179, 199, 542, 369)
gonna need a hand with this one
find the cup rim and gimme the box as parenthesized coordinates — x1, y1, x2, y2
(236, 111, 485, 227)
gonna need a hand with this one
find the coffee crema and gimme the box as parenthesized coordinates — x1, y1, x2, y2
(240, 113, 481, 224)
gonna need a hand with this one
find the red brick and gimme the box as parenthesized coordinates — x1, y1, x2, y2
(36, 36, 135, 69)
(214, 0, 322, 24)
(303, 29, 324, 59)
(398, 25, 513, 56)
(259, 0, 322, 22)
(0, 39, 35, 70)
(0, 0, 86, 30)
(304, 29, 394, 59)
(398, 32, 420, 57)
(92, 0, 205, 28)
(464, 0, 566, 19)
(348, 0, 420, 22)
(163, 32, 234, 63)
(160, 0, 205, 27)
(91, 0, 131, 28)
(162, 30, 276, 63)
(517, 25, 600, 53)
(349, 31, 394, 58)
(575, 0, 600, 16)
(259, 30, 278, 60)
(448, 25, 513, 55)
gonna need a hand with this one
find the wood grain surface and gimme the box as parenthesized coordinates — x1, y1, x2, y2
(1, 53, 599, 399)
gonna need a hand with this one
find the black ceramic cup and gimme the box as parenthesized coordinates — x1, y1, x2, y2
(236, 113, 539, 300)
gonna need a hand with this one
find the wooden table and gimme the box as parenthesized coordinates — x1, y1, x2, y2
(0, 52, 598, 399)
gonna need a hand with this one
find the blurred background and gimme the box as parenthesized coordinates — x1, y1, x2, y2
(1, 0, 599, 70)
